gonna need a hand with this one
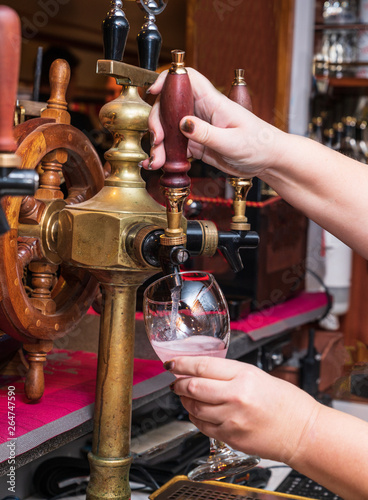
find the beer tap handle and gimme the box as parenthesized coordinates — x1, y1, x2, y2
(160, 50, 194, 191)
(0, 6, 21, 156)
(228, 68, 253, 112)
(159, 50, 194, 249)
(227, 69, 253, 232)
(102, 0, 130, 62)
(137, 0, 167, 71)
(0, 7, 38, 235)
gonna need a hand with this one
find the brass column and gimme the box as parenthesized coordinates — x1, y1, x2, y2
(87, 281, 138, 500)
(56, 73, 167, 500)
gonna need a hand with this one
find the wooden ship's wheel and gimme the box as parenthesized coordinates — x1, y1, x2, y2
(0, 11, 104, 400)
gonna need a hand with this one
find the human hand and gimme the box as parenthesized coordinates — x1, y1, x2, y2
(166, 356, 321, 464)
(141, 68, 286, 178)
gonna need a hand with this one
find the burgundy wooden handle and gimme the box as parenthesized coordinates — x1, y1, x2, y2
(160, 50, 194, 189)
(0, 6, 21, 153)
(228, 69, 252, 112)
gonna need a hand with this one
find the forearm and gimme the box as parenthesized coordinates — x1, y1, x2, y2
(261, 133, 368, 258)
(288, 403, 368, 500)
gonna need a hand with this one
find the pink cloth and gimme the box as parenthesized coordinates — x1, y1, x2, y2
(0, 350, 165, 444)
(231, 292, 328, 340)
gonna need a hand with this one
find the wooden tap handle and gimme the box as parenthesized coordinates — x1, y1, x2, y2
(47, 59, 70, 111)
(160, 50, 194, 189)
(228, 69, 252, 112)
(0, 6, 21, 153)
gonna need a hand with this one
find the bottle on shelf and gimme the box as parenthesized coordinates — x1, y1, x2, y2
(332, 122, 344, 151)
(340, 116, 359, 159)
(310, 116, 324, 143)
(356, 120, 368, 162)
(324, 127, 335, 148)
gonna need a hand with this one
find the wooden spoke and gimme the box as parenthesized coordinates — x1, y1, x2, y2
(23, 340, 53, 401)
(17, 237, 40, 269)
(19, 196, 45, 225)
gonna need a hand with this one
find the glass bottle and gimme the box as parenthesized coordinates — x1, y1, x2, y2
(340, 116, 359, 159)
(324, 128, 335, 148)
(332, 122, 344, 151)
(356, 120, 368, 163)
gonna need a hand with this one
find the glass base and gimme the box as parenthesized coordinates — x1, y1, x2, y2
(187, 451, 260, 481)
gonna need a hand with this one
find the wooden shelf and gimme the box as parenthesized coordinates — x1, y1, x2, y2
(316, 76, 368, 88)
(315, 23, 368, 30)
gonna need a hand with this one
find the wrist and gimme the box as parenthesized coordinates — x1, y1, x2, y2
(284, 398, 322, 468)
(260, 128, 296, 184)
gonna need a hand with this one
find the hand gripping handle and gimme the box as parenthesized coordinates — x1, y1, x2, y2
(0, 6, 21, 153)
(159, 50, 194, 189)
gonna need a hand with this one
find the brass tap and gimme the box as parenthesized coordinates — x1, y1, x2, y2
(228, 69, 253, 232)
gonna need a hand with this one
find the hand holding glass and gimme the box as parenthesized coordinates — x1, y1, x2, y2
(143, 271, 260, 481)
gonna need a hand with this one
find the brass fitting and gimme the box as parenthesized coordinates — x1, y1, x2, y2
(160, 185, 190, 246)
(228, 177, 252, 231)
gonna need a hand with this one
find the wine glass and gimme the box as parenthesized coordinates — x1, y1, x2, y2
(143, 270, 260, 481)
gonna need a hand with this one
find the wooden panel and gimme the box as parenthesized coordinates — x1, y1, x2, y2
(185, 0, 295, 129)
(340, 253, 368, 346)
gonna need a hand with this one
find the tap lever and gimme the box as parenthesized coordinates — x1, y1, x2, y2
(228, 68, 253, 112)
(227, 69, 253, 231)
(0, 7, 38, 235)
(102, 0, 130, 62)
(0, 6, 21, 156)
(218, 230, 259, 273)
(160, 50, 194, 190)
(159, 50, 194, 247)
(137, 0, 167, 71)
(97, 59, 158, 87)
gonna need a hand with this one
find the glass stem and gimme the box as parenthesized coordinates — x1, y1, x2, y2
(210, 438, 232, 456)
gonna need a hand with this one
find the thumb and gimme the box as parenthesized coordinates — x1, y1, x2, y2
(180, 116, 226, 151)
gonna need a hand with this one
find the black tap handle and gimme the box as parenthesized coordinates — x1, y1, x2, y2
(218, 230, 259, 273)
(137, 15, 162, 71)
(102, 0, 130, 62)
(0, 168, 39, 235)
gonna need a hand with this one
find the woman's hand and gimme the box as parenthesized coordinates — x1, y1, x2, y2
(166, 356, 320, 464)
(142, 68, 286, 178)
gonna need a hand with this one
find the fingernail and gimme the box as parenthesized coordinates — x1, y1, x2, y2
(169, 381, 176, 392)
(164, 360, 174, 371)
(181, 119, 195, 134)
(138, 161, 144, 168)
(146, 86, 152, 94)
(150, 131, 156, 147)
(147, 155, 154, 169)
